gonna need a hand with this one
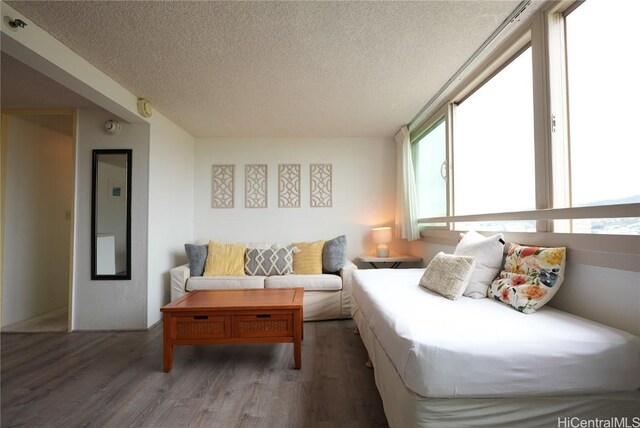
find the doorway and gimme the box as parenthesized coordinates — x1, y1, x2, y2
(1, 110, 75, 332)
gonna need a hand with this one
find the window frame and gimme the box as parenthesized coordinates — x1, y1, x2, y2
(410, 0, 640, 272)
(451, 42, 536, 223)
(410, 104, 450, 229)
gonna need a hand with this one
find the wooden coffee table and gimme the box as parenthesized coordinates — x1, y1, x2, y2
(160, 288, 303, 372)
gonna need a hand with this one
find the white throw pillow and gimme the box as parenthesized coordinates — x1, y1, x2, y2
(419, 252, 476, 300)
(454, 231, 505, 298)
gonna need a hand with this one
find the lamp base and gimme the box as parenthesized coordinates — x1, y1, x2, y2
(376, 244, 389, 258)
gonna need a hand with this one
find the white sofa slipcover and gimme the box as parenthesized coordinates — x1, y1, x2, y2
(170, 261, 356, 321)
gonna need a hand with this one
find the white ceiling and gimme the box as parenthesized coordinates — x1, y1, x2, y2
(1, 52, 99, 110)
(5, 1, 524, 138)
(1, 52, 94, 136)
(13, 114, 75, 137)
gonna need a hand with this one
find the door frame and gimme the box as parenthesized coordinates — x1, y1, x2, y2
(1, 108, 76, 332)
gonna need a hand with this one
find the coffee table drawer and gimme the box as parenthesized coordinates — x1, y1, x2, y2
(175, 315, 230, 339)
(233, 314, 292, 338)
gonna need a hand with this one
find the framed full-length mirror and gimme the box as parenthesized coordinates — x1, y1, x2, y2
(91, 149, 132, 280)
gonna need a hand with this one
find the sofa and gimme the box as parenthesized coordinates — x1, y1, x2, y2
(170, 238, 357, 321)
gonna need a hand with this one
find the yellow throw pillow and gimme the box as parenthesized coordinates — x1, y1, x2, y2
(203, 241, 247, 276)
(291, 240, 325, 274)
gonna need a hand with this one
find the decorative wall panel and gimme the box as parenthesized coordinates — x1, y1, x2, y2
(211, 164, 234, 208)
(310, 163, 332, 207)
(245, 164, 268, 208)
(278, 164, 301, 208)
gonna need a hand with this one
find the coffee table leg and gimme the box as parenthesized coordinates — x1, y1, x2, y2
(293, 309, 302, 369)
(163, 314, 173, 372)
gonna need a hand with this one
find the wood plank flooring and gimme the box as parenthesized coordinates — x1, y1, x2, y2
(1, 307, 68, 333)
(1, 320, 388, 428)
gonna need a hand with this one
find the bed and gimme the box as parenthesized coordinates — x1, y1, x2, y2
(352, 268, 640, 427)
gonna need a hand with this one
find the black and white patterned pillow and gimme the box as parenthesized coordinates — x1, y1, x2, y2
(245, 247, 294, 276)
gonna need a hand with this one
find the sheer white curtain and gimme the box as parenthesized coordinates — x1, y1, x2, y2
(394, 126, 420, 240)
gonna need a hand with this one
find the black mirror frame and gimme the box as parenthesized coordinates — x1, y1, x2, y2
(91, 149, 132, 280)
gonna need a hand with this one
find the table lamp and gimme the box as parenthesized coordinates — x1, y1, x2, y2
(372, 227, 392, 257)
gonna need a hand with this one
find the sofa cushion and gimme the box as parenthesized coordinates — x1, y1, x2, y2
(184, 244, 207, 277)
(265, 274, 342, 291)
(323, 235, 346, 273)
(291, 240, 325, 274)
(245, 247, 294, 276)
(187, 276, 266, 291)
(203, 242, 247, 276)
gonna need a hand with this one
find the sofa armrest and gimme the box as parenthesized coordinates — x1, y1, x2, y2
(170, 264, 191, 301)
(339, 260, 358, 318)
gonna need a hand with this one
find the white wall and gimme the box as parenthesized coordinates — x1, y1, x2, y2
(147, 112, 195, 327)
(73, 108, 150, 330)
(550, 264, 640, 337)
(2, 116, 72, 326)
(194, 138, 401, 260)
(409, 240, 640, 336)
(1, 3, 196, 329)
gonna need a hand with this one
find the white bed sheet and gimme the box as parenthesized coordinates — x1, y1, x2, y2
(353, 269, 640, 398)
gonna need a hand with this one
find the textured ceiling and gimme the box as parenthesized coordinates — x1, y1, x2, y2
(6, 1, 522, 138)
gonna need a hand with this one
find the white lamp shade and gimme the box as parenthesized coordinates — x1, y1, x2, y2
(371, 227, 392, 244)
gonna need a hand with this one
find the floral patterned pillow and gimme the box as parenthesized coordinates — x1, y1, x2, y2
(488, 244, 566, 314)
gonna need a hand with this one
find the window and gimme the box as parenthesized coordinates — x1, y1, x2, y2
(453, 46, 535, 231)
(564, 0, 640, 234)
(413, 116, 446, 222)
(411, 0, 639, 246)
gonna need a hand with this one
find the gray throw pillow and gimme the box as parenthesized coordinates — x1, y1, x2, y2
(323, 235, 346, 273)
(184, 244, 207, 276)
(245, 247, 294, 276)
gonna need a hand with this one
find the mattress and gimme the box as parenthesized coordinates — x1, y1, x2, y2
(353, 308, 640, 428)
(353, 269, 640, 398)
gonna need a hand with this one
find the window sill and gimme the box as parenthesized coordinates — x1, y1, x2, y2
(418, 228, 640, 273)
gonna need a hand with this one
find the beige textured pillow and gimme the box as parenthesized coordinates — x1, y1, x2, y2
(419, 252, 476, 300)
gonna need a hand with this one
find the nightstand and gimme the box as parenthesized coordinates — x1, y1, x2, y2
(358, 255, 423, 269)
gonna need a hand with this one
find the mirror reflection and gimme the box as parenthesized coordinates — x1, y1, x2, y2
(92, 149, 131, 280)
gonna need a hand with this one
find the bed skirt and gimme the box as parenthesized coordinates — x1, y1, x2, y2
(352, 306, 640, 428)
